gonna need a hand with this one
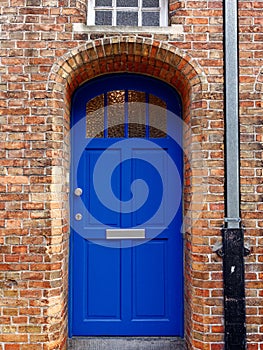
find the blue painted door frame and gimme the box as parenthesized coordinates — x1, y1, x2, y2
(69, 74, 184, 337)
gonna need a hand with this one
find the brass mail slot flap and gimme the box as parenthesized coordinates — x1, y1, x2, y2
(106, 229, 145, 240)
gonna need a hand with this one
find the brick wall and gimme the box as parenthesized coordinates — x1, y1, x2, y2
(0, 0, 262, 349)
(239, 1, 263, 348)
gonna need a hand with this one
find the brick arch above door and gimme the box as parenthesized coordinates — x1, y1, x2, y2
(45, 36, 217, 350)
(48, 36, 207, 109)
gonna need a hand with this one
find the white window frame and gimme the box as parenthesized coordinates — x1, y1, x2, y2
(87, 0, 168, 27)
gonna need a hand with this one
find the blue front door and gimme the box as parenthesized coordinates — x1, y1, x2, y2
(69, 74, 183, 336)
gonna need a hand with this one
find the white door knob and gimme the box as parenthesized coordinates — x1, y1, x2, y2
(75, 213, 83, 221)
(74, 188, 83, 196)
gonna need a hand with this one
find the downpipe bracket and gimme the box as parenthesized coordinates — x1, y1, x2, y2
(224, 217, 241, 224)
(212, 233, 251, 258)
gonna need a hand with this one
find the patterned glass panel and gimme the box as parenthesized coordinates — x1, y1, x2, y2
(95, 11, 112, 25)
(142, 0, 159, 7)
(142, 11, 159, 26)
(107, 90, 125, 138)
(149, 94, 167, 138)
(86, 94, 105, 138)
(117, 0, 138, 6)
(117, 11, 138, 26)
(95, 0, 112, 6)
(128, 91, 146, 138)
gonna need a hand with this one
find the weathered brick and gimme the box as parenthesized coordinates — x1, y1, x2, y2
(0, 1, 261, 349)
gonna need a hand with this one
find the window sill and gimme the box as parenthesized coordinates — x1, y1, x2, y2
(73, 23, 183, 34)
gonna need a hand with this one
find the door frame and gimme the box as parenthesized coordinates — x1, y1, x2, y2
(69, 73, 184, 338)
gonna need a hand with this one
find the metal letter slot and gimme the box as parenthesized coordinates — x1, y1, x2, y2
(106, 229, 145, 240)
(74, 188, 83, 196)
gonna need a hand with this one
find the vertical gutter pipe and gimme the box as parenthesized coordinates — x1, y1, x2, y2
(222, 0, 247, 349)
(224, 0, 241, 228)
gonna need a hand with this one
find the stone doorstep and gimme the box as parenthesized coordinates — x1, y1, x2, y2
(68, 337, 185, 350)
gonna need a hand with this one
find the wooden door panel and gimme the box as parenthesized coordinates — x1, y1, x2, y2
(69, 74, 183, 337)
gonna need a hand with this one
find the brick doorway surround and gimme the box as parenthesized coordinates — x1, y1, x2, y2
(44, 36, 218, 350)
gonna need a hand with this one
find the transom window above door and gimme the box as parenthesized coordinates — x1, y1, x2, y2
(86, 90, 167, 138)
(87, 0, 168, 26)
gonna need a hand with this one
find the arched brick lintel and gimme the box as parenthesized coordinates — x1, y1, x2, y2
(48, 36, 208, 112)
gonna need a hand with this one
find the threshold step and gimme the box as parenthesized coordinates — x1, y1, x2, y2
(68, 337, 185, 350)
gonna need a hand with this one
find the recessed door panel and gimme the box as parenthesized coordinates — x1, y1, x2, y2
(132, 240, 167, 319)
(132, 149, 166, 227)
(86, 149, 122, 227)
(85, 241, 121, 319)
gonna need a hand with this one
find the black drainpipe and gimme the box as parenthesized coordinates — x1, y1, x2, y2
(223, 0, 247, 348)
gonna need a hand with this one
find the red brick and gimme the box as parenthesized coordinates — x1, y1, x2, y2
(0, 1, 261, 349)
